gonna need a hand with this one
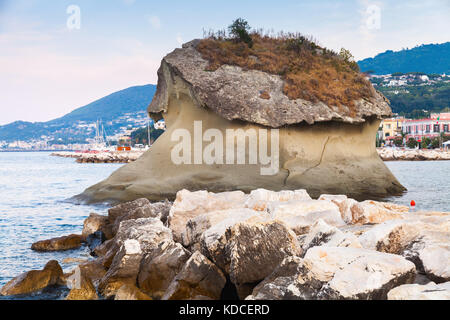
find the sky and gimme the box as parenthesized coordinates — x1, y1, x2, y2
(0, 0, 449, 125)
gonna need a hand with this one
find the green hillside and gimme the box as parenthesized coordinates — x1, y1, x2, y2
(358, 43, 450, 75)
(0, 84, 156, 143)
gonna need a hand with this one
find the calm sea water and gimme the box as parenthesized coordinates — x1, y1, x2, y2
(0, 152, 448, 298)
(0, 152, 122, 296)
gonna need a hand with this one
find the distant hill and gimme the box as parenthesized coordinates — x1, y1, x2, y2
(358, 42, 450, 75)
(0, 84, 156, 143)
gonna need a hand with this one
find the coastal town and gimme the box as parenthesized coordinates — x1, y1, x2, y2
(378, 112, 450, 149)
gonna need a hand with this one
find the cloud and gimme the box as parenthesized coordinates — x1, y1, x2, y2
(148, 15, 161, 29)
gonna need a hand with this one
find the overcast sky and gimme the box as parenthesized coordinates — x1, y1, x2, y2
(0, 0, 449, 125)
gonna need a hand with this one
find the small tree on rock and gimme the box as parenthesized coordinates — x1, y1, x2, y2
(228, 18, 253, 47)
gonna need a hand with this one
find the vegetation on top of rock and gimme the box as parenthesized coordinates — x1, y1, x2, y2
(197, 19, 374, 113)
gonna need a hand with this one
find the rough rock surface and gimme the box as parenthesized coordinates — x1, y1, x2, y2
(0, 261, 63, 296)
(108, 198, 151, 225)
(31, 234, 85, 252)
(149, 40, 391, 127)
(77, 40, 405, 204)
(268, 200, 345, 234)
(182, 208, 263, 249)
(248, 247, 416, 300)
(348, 201, 408, 225)
(138, 240, 191, 299)
(401, 231, 450, 283)
(387, 282, 450, 300)
(66, 271, 98, 300)
(99, 218, 173, 297)
(82, 213, 109, 236)
(300, 219, 361, 253)
(244, 189, 311, 211)
(114, 284, 152, 300)
(168, 190, 247, 242)
(162, 251, 226, 300)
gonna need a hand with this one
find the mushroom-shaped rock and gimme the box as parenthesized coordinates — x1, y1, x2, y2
(77, 37, 405, 204)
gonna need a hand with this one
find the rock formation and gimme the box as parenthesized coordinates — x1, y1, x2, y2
(2, 189, 450, 300)
(77, 37, 405, 204)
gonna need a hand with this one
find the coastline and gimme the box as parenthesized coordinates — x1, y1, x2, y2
(49, 148, 450, 164)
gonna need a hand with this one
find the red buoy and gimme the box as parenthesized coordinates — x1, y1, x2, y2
(410, 200, 416, 207)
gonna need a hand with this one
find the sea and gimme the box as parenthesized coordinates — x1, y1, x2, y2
(0, 151, 448, 298)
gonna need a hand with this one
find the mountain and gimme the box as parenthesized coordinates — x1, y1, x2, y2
(0, 84, 156, 144)
(358, 42, 450, 75)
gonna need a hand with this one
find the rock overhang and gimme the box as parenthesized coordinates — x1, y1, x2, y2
(148, 39, 392, 128)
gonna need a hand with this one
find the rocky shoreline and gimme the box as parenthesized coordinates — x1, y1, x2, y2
(1, 188, 449, 300)
(377, 148, 450, 161)
(51, 151, 144, 163)
(51, 148, 450, 165)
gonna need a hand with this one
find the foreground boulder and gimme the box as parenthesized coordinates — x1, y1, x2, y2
(168, 190, 247, 242)
(162, 251, 226, 300)
(182, 208, 264, 250)
(244, 189, 311, 211)
(82, 213, 109, 237)
(387, 282, 450, 300)
(300, 219, 361, 253)
(65, 269, 98, 300)
(267, 200, 345, 234)
(108, 198, 151, 225)
(0, 260, 63, 296)
(138, 240, 191, 299)
(31, 234, 85, 252)
(77, 37, 405, 204)
(99, 218, 173, 297)
(248, 246, 416, 300)
(200, 218, 301, 298)
(114, 284, 152, 300)
(401, 231, 450, 283)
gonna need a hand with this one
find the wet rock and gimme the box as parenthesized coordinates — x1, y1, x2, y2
(82, 213, 109, 237)
(387, 281, 450, 300)
(300, 219, 361, 254)
(244, 189, 311, 211)
(168, 190, 247, 242)
(108, 198, 151, 225)
(162, 251, 226, 300)
(86, 231, 107, 254)
(0, 260, 63, 296)
(267, 200, 345, 235)
(114, 284, 152, 300)
(31, 234, 85, 252)
(138, 240, 191, 299)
